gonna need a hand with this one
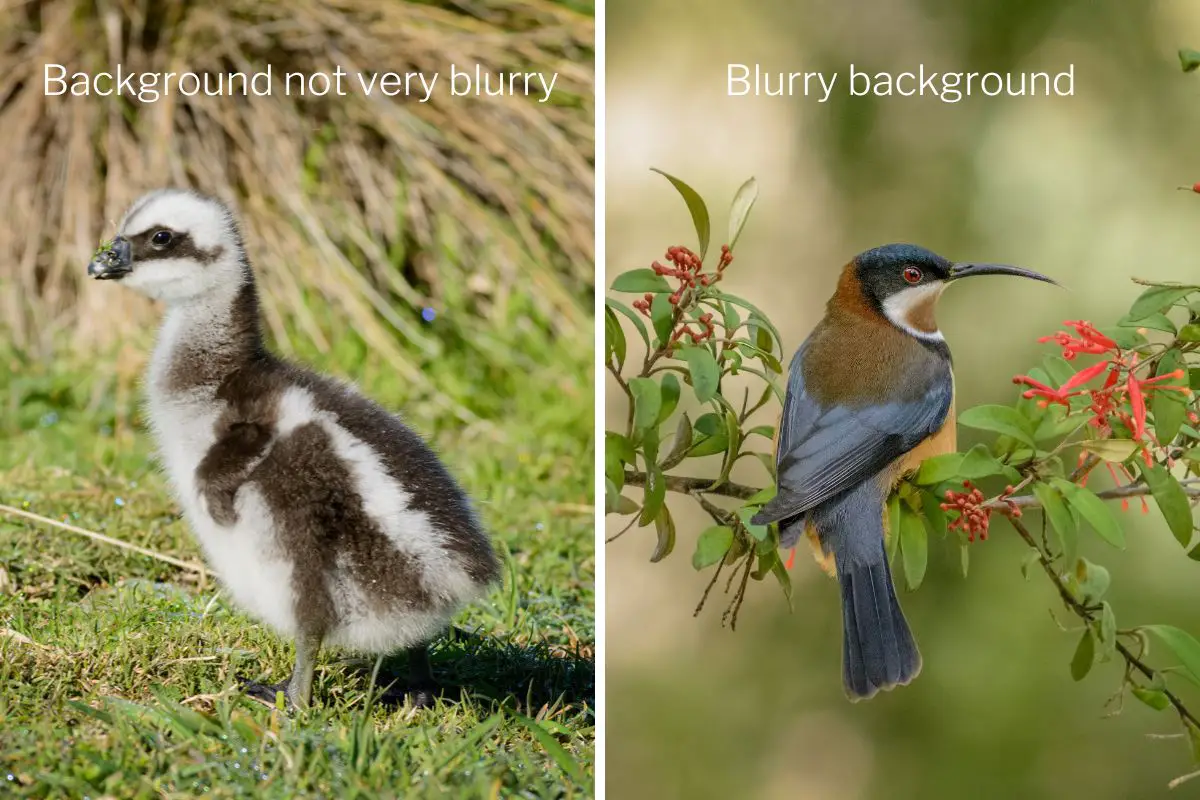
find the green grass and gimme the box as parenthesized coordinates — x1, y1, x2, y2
(0, 329, 594, 798)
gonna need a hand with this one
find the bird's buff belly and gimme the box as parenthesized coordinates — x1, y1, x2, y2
(803, 410, 958, 577)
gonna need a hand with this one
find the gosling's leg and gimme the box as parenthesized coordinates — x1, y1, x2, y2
(285, 631, 323, 709)
(406, 643, 437, 708)
(240, 631, 323, 710)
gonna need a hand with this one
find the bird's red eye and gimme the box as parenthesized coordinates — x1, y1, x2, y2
(902, 266, 922, 284)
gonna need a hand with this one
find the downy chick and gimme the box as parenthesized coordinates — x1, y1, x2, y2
(87, 189, 500, 708)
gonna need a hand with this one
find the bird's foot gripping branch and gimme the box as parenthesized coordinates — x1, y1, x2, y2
(606, 171, 1200, 779)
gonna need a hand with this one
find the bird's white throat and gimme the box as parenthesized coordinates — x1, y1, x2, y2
(881, 281, 946, 342)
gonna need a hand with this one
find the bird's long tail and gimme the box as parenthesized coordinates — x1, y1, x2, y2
(810, 483, 921, 700)
(837, 545, 921, 700)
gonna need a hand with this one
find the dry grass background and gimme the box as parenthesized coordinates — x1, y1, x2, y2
(0, 0, 593, 418)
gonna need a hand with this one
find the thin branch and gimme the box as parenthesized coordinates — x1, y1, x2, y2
(623, 470, 759, 500)
(1008, 516, 1200, 731)
(983, 481, 1200, 510)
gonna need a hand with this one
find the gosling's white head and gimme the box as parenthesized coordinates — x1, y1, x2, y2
(87, 189, 247, 304)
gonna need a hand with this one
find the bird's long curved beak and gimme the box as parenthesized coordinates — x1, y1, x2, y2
(949, 262, 1058, 285)
(87, 236, 133, 280)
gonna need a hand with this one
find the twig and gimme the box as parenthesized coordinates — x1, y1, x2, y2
(1008, 517, 1200, 731)
(623, 470, 759, 500)
(984, 482, 1200, 510)
(0, 503, 208, 576)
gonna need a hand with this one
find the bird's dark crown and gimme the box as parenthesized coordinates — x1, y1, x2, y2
(853, 243, 953, 304)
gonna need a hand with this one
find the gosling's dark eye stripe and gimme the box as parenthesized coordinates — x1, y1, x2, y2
(125, 227, 226, 265)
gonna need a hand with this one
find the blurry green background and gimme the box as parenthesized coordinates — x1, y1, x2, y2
(606, 1, 1200, 798)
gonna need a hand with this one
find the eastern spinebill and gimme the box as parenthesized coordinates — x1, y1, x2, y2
(751, 243, 1056, 700)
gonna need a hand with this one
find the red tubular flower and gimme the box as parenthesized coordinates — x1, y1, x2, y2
(1127, 366, 1146, 440)
(1037, 320, 1118, 360)
(1061, 361, 1113, 392)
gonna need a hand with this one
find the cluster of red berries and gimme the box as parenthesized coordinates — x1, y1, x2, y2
(672, 312, 715, 345)
(940, 481, 1021, 542)
(631, 244, 735, 347)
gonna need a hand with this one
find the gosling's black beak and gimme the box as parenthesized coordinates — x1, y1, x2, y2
(948, 262, 1058, 286)
(87, 235, 133, 280)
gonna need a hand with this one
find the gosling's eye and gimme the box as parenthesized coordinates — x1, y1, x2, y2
(902, 266, 923, 284)
(151, 230, 173, 246)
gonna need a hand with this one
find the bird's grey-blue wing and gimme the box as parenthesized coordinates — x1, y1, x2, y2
(751, 348, 951, 525)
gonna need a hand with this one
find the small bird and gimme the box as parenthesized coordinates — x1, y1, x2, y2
(87, 189, 500, 709)
(751, 243, 1054, 701)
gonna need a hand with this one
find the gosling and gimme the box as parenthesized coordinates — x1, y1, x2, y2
(87, 189, 500, 709)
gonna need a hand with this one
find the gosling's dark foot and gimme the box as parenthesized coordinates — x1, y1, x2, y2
(237, 673, 293, 710)
(376, 679, 441, 709)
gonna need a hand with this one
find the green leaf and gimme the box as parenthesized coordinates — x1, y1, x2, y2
(1119, 311, 1176, 334)
(1139, 463, 1195, 548)
(886, 495, 902, 564)
(1178, 323, 1200, 342)
(660, 413, 693, 470)
(689, 412, 728, 457)
(709, 410, 742, 490)
(1070, 629, 1095, 681)
(1043, 355, 1078, 387)
(751, 451, 777, 480)
(919, 488, 947, 532)
(658, 373, 681, 425)
(606, 431, 636, 465)
(1187, 720, 1200, 764)
(610, 268, 672, 294)
(959, 443, 1022, 481)
(628, 378, 661, 435)
(1020, 547, 1041, 580)
(771, 557, 793, 609)
(742, 486, 777, 507)
(605, 298, 649, 348)
(913, 453, 965, 485)
(638, 466, 666, 527)
(1101, 325, 1147, 350)
(727, 177, 758, 251)
(1080, 439, 1138, 463)
(1072, 557, 1111, 604)
(611, 494, 638, 515)
(713, 291, 783, 353)
(1032, 482, 1077, 560)
(1131, 686, 1170, 711)
(1052, 479, 1126, 549)
(680, 346, 720, 403)
(754, 316, 773, 355)
(693, 526, 734, 569)
(650, 293, 674, 346)
(1143, 625, 1200, 684)
(899, 506, 928, 591)
(604, 477, 619, 513)
(1097, 602, 1117, 662)
(737, 507, 769, 542)
(605, 306, 626, 369)
(651, 168, 711, 260)
(1151, 349, 1188, 444)
(746, 425, 775, 440)
(1180, 47, 1200, 72)
(958, 405, 1036, 448)
(1127, 285, 1193, 321)
(752, 547, 779, 579)
(650, 503, 675, 562)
